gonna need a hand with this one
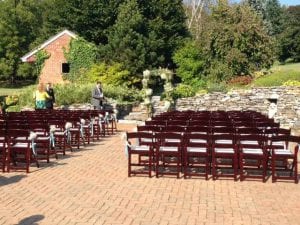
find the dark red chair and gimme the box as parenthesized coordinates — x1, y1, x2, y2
(155, 132, 183, 178)
(270, 135, 299, 183)
(7, 129, 39, 173)
(211, 134, 238, 181)
(238, 135, 268, 182)
(183, 133, 210, 180)
(126, 132, 154, 177)
(0, 129, 6, 172)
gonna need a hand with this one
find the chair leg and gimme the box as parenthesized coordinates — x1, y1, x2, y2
(205, 157, 209, 180)
(128, 153, 131, 177)
(156, 152, 159, 178)
(240, 154, 244, 181)
(294, 154, 298, 184)
(148, 152, 152, 178)
(177, 153, 180, 179)
(184, 153, 187, 179)
(26, 150, 30, 173)
(272, 155, 276, 183)
(212, 155, 216, 180)
(234, 155, 238, 181)
(7, 149, 10, 172)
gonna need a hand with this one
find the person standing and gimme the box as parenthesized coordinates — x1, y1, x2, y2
(33, 83, 50, 109)
(91, 81, 104, 109)
(45, 83, 55, 109)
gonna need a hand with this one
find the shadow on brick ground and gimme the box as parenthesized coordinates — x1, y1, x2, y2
(0, 175, 27, 187)
(17, 215, 44, 225)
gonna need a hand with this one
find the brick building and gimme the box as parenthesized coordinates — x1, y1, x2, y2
(21, 29, 77, 84)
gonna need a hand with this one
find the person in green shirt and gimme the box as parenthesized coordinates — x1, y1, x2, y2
(33, 83, 51, 109)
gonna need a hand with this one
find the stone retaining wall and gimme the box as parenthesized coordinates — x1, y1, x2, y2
(176, 87, 300, 129)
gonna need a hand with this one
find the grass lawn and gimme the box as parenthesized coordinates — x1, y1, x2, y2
(0, 87, 25, 96)
(0, 80, 35, 96)
(253, 62, 300, 87)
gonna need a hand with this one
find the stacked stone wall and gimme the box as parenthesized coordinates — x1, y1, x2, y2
(176, 87, 300, 128)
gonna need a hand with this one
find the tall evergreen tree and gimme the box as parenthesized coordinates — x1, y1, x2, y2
(278, 6, 300, 62)
(42, 0, 124, 45)
(265, 0, 283, 36)
(140, 0, 189, 69)
(0, 0, 45, 83)
(104, 0, 147, 75)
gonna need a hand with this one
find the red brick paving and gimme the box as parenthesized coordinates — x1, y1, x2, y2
(0, 123, 299, 225)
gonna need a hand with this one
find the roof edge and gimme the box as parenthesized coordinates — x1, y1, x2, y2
(21, 29, 77, 62)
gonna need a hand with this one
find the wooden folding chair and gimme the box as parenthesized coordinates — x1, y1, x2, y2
(155, 132, 183, 178)
(126, 132, 154, 177)
(7, 129, 39, 173)
(0, 129, 6, 172)
(183, 133, 211, 179)
(238, 135, 268, 182)
(270, 135, 299, 183)
(211, 134, 238, 181)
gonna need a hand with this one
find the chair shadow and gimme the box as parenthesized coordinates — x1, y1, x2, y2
(17, 214, 44, 225)
(0, 174, 27, 187)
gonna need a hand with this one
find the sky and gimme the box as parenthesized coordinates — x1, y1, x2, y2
(231, 0, 300, 6)
(278, 0, 300, 6)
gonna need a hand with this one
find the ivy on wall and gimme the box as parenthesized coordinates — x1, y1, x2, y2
(34, 50, 49, 80)
(64, 37, 98, 82)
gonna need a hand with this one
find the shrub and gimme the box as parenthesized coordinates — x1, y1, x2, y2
(81, 62, 138, 87)
(206, 82, 228, 93)
(16, 83, 142, 110)
(227, 75, 253, 86)
(283, 80, 300, 86)
(173, 40, 207, 83)
(170, 84, 196, 99)
(64, 37, 98, 82)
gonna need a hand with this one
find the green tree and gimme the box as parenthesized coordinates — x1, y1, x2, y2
(173, 40, 207, 86)
(0, 0, 45, 83)
(278, 6, 300, 62)
(174, 0, 274, 83)
(142, 0, 189, 69)
(205, 1, 274, 79)
(264, 0, 284, 36)
(42, 0, 123, 45)
(103, 0, 147, 75)
(247, 0, 266, 16)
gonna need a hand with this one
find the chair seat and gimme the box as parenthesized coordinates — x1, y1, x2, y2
(240, 140, 259, 145)
(141, 138, 152, 143)
(274, 149, 293, 155)
(190, 139, 207, 143)
(215, 148, 234, 153)
(159, 146, 178, 152)
(35, 131, 46, 136)
(187, 147, 207, 153)
(36, 137, 49, 141)
(0, 143, 6, 148)
(165, 139, 181, 143)
(15, 137, 27, 141)
(12, 143, 29, 148)
(215, 139, 232, 144)
(242, 148, 263, 154)
(131, 145, 150, 151)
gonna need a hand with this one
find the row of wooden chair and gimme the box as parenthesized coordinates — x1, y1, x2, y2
(126, 130, 299, 183)
(0, 109, 118, 173)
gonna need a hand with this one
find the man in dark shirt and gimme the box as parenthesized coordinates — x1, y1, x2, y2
(45, 82, 55, 109)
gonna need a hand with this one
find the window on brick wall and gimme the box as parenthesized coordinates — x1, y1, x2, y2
(62, 63, 70, 73)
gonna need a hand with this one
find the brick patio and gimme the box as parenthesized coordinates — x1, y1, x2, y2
(0, 123, 299, 225)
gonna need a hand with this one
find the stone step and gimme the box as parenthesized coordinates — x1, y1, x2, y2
(124, 112, 149, 121)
